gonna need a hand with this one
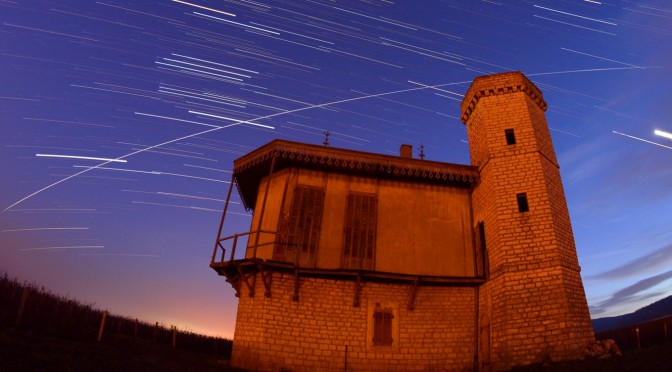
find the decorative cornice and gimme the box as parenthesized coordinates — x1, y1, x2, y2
(233, 140, 479, 210)
(460, 71, 547, 124)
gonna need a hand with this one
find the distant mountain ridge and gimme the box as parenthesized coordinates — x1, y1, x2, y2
(592, 295, 672, 333)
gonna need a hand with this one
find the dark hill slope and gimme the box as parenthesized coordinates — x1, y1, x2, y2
(593, 295, 672, 333)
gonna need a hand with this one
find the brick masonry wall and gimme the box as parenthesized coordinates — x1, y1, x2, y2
(232, 274, 478, 372)
(463, 72, 594, 370)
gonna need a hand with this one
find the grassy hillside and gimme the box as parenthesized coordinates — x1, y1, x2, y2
(0, 328, 243, 371)
(1, 272, 233, 367)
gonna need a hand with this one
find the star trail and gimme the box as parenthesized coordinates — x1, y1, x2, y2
(1, 0, 671, 337)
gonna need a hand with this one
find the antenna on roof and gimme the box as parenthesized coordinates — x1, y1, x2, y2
(418, 143, 425, 160)
(323, 130, 330, 146)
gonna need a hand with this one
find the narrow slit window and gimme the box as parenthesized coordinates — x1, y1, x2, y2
(476, 222, 489, 278)
(516, 193, 529, 212)
(505, 129, 516, 145)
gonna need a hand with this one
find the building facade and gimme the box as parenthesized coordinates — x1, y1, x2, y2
(210, 71, 594, 371)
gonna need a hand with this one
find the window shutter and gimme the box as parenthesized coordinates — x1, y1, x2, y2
(373, 309, 393, 346)
(342, 193, 377, 269)
(275, 186, 324, 266)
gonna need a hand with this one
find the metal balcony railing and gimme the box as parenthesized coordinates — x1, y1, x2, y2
(211, 230, 295, 265)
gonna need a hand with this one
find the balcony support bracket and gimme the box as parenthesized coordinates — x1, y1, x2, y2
(292, 267, 300, 301)
(237, 265, 256, 298)
(353, 273, 362, 308)
(258, 263, 272, 298)
(407, 277, 420, 311)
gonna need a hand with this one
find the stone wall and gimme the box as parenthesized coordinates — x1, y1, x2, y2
(232, 274, 478, 371)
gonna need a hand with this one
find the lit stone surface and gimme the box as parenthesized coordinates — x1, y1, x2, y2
(214, 71, 594, 371)
(234, 275, 477, 371)
(465, 71, 594, 370)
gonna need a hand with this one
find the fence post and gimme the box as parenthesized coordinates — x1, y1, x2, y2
(134, 318, 138, 338)
(15, 287, 30, 326)
(153, 322, 158, 342)
(172, 325, 177, 348)
(98, 311, 108, 342)
(635, 327, 641, 350)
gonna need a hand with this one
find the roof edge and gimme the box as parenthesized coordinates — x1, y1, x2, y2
(233, 140, 479, 209)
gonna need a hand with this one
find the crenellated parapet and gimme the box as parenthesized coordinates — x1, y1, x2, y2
(460, 71, 547, 124)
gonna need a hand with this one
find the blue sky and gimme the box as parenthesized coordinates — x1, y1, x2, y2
(1, 0, 671, 337)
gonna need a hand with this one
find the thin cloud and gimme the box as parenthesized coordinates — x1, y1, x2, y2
(590, 269, 672, 316)
(589, 243, 672, 280)
(590, 292, 666, 317)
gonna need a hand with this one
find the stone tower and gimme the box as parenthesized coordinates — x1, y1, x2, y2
(461, 71, 594, 370)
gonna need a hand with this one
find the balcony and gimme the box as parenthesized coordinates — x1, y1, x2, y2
(210, 229, 485, 308)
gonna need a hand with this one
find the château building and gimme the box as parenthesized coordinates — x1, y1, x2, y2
(210, 71, 594, 371)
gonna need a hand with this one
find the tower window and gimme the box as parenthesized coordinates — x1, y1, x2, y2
(476, 222, 489, 278)
(516, 193, 529, 212)
(373, 308, 393, 346)
(505, 129, 516, 145)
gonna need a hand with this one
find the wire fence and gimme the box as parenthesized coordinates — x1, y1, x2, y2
(0, 272, 232, 359)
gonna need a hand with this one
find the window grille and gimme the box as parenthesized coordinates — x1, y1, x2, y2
(373, 309, 393, 346)
(275, 186, 324, 265)
(342, 193, 377, 270)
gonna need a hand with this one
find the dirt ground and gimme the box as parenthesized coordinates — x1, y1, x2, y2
(509, 343, 672, 372)
(2, 328, 671, 371)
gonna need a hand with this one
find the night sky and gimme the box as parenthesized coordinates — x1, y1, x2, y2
(2, 0, 671, 338)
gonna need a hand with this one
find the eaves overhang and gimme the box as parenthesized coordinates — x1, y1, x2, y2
(233, 139, 479, 210)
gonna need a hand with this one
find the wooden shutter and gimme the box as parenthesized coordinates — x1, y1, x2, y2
(276, 186, 324, 266)
(342, 193, 377, 270)
(373, 309, 393, 346)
